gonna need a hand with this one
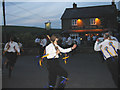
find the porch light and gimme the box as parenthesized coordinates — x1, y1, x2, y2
(77, 19, 83, 27)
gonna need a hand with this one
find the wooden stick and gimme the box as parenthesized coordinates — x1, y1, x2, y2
(47, 35, 62, 55)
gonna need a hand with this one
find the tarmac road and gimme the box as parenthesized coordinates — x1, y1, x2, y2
(2, 51, 117, 88)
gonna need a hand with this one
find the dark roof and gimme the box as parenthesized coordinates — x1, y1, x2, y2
(61, 5, 117, 19)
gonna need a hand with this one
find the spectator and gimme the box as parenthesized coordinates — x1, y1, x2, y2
(66, 35, 72, 48)
(76, 36, 81, 45)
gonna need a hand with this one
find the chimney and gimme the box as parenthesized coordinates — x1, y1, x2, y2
(73, 3, 77, 9)
(112, 0, 115, 5)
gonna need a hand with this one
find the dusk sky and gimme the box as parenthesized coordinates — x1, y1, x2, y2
(0, 0, 119, 29)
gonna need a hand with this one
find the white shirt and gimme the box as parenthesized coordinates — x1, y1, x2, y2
(40, 38, 47, 47)
(4, 41, 20, 53)
(94, 39, 120, 60)
(97, 37, 104, 44)
(77, 37, 80, 41)
(110, 36, 118, 41)
(62, 37, 66, 45)
(73, 39, 77, 43)
(46, 43, 72, 59)
(62, 37, 66, 42)
(77, 37, 81, 44)
(18, 42, 22, 48)
(87, 36, 91, 41)
(35, 38, 40, 43)
(92, 36, 97, 41)
(66, 37, 72, 45)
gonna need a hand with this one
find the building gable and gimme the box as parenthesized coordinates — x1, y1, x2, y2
(61, 5, 117, 19)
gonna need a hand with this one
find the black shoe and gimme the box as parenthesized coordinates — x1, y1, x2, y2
(48, 85, 55, 90)
(57, 76, 68, 88)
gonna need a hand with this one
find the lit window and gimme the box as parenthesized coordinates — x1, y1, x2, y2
(90, 18, 96, 25)
(72, 19, 77, 26)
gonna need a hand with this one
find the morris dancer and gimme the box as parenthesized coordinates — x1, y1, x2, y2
(45, 34, 77, 89)
(3, 36, 20, 78)
(94, 33, 120, 87)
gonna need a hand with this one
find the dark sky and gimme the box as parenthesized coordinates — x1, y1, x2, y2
(0, 0, 119, 29)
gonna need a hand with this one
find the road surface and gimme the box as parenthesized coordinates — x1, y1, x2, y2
(2, 51, 117, 88)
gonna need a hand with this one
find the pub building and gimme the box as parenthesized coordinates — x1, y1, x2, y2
(61, 1, 118, 39)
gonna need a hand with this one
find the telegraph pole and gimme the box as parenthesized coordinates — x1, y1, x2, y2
(2, 0, 6, 26)
(2, 0, 7, 42)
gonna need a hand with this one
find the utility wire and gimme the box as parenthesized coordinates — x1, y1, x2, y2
(7, 2, 46, 19)
(6, 2, 60, 27)
(6, 2, 48, 21)
(6, 13, 34, 19)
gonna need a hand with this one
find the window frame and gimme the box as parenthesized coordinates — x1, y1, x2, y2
(72, 19, 77, 26)
(90, 18, 97, 25)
